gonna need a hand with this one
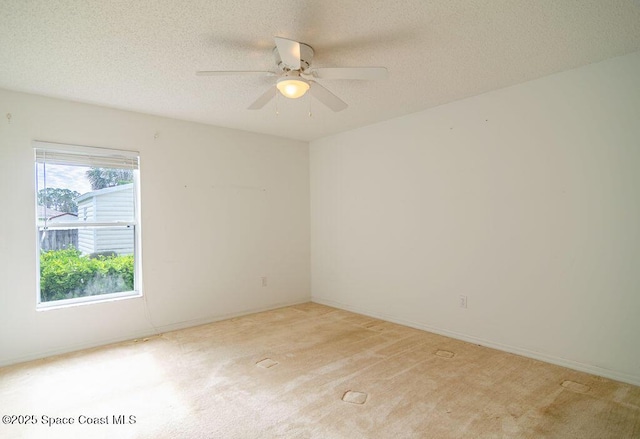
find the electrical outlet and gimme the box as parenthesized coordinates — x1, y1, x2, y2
(261, 276, 268, 287)
(459, 295, 467, 309)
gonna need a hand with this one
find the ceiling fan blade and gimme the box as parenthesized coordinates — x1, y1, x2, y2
(274, 37, 301, 70)
(311, 67, 388, 80)
(309, 81, 347, 112)
(248, 87, 277, 110)
(196, 71, 276, 76)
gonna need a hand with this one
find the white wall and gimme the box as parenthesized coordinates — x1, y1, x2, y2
(0, 89, 310, 365)
(310, 52, 640, 385)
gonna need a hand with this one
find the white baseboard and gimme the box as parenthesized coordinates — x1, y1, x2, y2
(0, 298, 311, 369)
(312, 296, 640, 387)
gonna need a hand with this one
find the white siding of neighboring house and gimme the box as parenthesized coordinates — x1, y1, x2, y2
(77, 199, 95, 254)
(94, 186, 134, 222)
(77, 229, 97, 254)
(94, 227, 134, 255)
(77, 184, 134, 256)
(78, 230, 96, 254)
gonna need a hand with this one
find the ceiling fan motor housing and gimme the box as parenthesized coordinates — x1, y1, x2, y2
(273, 42, 314, 73)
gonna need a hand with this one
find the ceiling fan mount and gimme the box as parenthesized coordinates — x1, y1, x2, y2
(197, 36, 388, 112)
(273, 41, 314, 74)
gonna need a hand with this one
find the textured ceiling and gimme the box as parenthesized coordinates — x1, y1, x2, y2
(2, 0, 640, 141)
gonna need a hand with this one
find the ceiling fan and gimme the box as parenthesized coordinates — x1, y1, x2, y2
(197, 37, 388, 112)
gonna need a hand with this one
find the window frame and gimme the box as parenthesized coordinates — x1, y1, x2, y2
(34, 141, 143, 310)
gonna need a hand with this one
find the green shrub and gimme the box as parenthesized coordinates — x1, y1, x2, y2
(40, 248, 134, 302)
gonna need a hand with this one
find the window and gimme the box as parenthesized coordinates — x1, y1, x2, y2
(35, 142, 141, 308)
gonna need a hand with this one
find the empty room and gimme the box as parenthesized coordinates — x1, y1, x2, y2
(1, 1, 639, 438)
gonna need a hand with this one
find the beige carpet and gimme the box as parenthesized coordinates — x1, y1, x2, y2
(1, 303, 639, 438)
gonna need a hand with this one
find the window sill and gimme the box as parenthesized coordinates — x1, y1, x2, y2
(36, 290, 142, 311)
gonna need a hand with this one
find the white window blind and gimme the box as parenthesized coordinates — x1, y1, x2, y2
(35, 142, 139, 169)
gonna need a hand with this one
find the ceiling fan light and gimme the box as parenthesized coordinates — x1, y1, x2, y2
(276, 78, 310, 99)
